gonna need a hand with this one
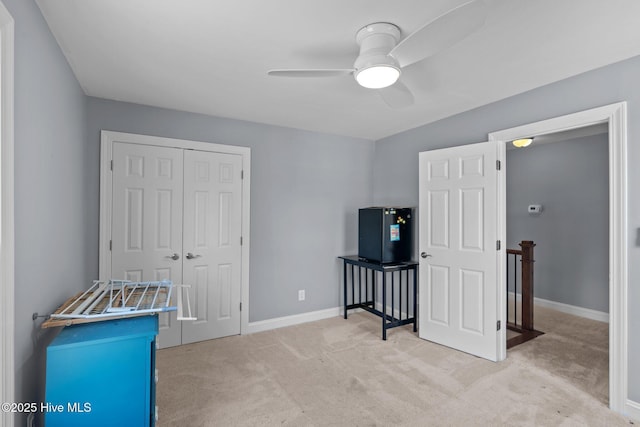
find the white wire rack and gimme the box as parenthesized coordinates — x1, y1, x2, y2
(49, 279, 176, 320)
(42, 279, 197, 328)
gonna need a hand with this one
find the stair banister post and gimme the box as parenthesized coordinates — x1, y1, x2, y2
(520, 240, 536, 331)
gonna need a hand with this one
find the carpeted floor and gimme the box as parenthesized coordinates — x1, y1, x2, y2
(156, 306, 631, 426)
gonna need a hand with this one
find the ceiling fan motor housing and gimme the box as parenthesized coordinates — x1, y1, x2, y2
(354, 23, 401, 87)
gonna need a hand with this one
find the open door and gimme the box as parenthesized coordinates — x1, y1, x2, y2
(418, 141, 505, 362)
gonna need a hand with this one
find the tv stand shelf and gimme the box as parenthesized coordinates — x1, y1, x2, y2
(339, 255, 418, 340)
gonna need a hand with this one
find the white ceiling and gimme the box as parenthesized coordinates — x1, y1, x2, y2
(36, 0, 640, 140)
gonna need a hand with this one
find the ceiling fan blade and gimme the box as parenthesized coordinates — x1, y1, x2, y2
(389, 0, 487, 68)
(267, 69, 354, 78)
(377, 80, 414, 108)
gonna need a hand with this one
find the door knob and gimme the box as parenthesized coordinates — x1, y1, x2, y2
(421, 252, 432, 259)
(186, 252, 202, 260)
(167, 253, 180, 261)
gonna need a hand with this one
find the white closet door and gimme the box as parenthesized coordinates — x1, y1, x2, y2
(181, 150, 243, 344)
(111, 142, 184, 348)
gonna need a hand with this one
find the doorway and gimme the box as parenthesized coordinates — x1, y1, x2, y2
(488, 102, 628, 414)
(504, 124, 609, 404)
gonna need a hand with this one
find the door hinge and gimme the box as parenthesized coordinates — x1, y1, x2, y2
(239, 302, 242, 311)
(240, 236, 243, 246)
(241, 170, 244, 179)
(496, 240, 501, 250)
(110, 160, 113, 171)
(109, 240, 112, 251)
(497, 320, 501, 331)
(496, 160, 501, 171)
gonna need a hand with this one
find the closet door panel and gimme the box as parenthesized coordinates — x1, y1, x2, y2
(111, 142, 183, 348)
(181, 150, 243, 344)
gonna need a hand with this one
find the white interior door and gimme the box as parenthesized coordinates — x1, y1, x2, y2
(111, 142, 183, 347)
(181, 150, 243, 344)
(418, 141, 503, 361)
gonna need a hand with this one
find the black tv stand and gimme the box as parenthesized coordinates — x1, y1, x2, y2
(338, 255, 418, 340)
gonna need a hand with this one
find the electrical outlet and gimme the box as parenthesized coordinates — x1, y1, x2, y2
(298, 290, 305, 301)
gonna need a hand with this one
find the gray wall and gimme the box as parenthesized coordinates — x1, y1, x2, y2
(86, 98, 374, 322)
(373, 54, 640, 401)
(4, 0, 89, 423)
(506, 135, 609, 313)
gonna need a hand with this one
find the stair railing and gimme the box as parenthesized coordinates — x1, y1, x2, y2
(506, 240, 542, 348)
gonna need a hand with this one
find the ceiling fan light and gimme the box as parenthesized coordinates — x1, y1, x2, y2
(512, 138, 533, 148)
(355, 65, 400, 89)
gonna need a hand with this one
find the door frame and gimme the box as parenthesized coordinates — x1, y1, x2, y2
(0, 2, 14, 426)
(488, 102, 628, 414)
(99, 130, 251, 335)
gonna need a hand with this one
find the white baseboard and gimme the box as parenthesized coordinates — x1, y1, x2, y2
(245, 307, 340, 334)
(507, 292, 608, 323)
(245, 302, 412, 335)
(245, 295, 605, 335)
(375, 302, 410, 320)
(533, 297, 609, 323)
(340, 302, 411, 320)
(625, 399, 640, 422)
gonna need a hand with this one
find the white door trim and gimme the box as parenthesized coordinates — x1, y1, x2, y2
(99, 130, 251, 335)
(488, 102, 628, 414)
(0, 2, 15, 426)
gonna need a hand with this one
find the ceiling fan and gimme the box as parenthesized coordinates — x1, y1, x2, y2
(267, 0, 487, 108)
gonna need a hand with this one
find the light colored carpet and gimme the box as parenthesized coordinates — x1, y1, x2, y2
(156, 306, 631, 426)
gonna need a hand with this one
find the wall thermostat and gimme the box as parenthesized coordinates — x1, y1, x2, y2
(528, 204, 543, 214)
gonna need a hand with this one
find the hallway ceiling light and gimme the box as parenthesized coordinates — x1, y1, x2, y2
(512, 137, 533, 148)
